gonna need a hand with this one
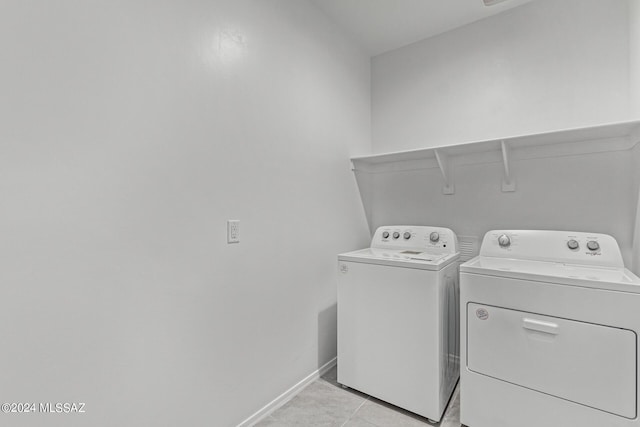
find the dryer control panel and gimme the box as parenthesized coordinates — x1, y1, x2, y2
(480, 230, 624, 269)
(372, 225, 459, 255)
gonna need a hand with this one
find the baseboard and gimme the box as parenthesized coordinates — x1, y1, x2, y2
(237, 357, 337, 427)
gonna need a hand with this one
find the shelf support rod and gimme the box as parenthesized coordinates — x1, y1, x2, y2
(434, 149, 454, 195)
(501, 140, 516, 192)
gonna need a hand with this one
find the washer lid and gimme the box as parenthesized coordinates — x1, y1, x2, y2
(461, 256, 640, 293)
(338, 248, 459, 270)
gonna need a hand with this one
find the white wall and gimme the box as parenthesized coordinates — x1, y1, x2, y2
(0, 1, 370, 426)
(632, 1, 640, 274)
(372, 0, 632, 152)
(365, 149, 637, 266)
(633, 142, 640, 274)
(632, 0, 640, 116)
(367, 0, 638, 265)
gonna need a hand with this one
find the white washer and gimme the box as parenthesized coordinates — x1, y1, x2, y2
(460, 230, 640, 427)
(338, 225, 460, 422)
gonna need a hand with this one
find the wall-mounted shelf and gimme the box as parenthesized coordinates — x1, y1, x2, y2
(351, 120, 640, 194)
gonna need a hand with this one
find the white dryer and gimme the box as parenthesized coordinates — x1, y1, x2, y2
(338, 225, 460, 422)
(460, 230, 640, 427)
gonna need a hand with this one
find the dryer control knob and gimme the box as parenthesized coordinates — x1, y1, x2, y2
(498, 234, 511, 247)
(567, 239, 579, 250)
(587, 240, 600, 251)
(403, 232, 411, 240)
(382, 231, 389, 239)
(392, 232, 400, 239)
(429, 232, 440, 243)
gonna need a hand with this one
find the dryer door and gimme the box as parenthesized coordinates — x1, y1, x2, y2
(467, 303, 637, 418)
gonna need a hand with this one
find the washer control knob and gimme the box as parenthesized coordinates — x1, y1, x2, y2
(498, 234, 511, 247)
(567, 239, 579, 250)
(587, 240, 600, 251)
(429, 232, 440, 243)
(392, 232, 400, 239)
(382, 231, 389, 239)
(403, 232, 411, 240)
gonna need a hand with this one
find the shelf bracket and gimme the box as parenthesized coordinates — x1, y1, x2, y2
(434, 149, 454, 195)
(501, 140, 516, 192)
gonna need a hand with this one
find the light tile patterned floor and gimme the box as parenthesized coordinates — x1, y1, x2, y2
(254, 365, 461, 427)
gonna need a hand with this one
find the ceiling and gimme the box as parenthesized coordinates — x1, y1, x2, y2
(310, 0, 535, 56)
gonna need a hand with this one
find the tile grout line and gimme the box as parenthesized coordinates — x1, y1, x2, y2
(339, 397, 369, 427)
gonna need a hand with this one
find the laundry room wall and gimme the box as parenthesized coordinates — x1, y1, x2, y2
(366, 0, 639, 265)
(632, 0, 640, 117)
(633, 143, 640, 275)
(0, 1, 370, 426)
(632, 1, 640, 274)
(372, 0, 633, 152)
(365, 149, 637, 265)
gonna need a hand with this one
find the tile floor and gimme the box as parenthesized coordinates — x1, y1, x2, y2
(254, 365, 461, 427)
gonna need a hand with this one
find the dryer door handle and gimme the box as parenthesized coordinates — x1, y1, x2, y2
(522, 318, 559, 335)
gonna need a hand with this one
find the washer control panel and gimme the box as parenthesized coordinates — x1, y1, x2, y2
(498, 234, 511, 248)
(480, 230, 624, 269)
(372, 225, 459, 254)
